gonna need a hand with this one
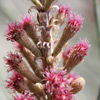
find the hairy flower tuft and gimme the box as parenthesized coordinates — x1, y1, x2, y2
(53, 87, 73, 100)
(6, 22, 23, 42)
(67, 12, 84, 33)
(63, 47, 74, 60)
(44, 68, 67, 92)
(74, 38, 91, 56)
(67, 72, 78, 85)
(43, 67, 74, 100)
(5, 52, 22, 71)
(63, 38, 90, 60)
(58, 5, 71, 16)
(19, 15, 34, 30)
(13, 91, 37, 100)
(6, 71, 24, 90)
(64, 38, 90, 73)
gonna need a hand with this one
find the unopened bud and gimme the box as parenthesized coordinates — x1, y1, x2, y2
(34, 83, 45, 96)
(71, 77, 85, 94)
(46, 56, 54, 64)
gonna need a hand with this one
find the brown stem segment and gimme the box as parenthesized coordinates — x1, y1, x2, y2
(16, 31, 42, 57)
(24, 23, 39, 44)
(39, 0, 45, 5)
(43, 0, 55, 11)
(52, 26, 76, 57)
(38, 11, 52, 69)
(63, 50, 84, 73)
(20, 46, 43, 78)
(15, 60, 41, 83)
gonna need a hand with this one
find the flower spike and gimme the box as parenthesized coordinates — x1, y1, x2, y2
(64, 38, 90, 73)
(3, 0, 91, 99)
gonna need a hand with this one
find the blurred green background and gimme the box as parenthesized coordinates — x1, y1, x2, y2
(0, 0, 100, 100)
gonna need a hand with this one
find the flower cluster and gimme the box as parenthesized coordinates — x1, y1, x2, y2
(6, 71, 24, 90)
(6, 23, 23, 42)
(44, 68, 75, 100)
(13, 91, 37, 100)
(3, 0, 90, 100)
(5, 52, 22, 71)
(19, 15, 34, 30)
(67, 13, 84, 33)
(58, 5, 71, 16)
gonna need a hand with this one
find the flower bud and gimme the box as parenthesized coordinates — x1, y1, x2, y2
(19, 15, 39, 44)
(71, 77, 85, 94)
(56, 5, 71, 25)
(64, 39, 90, 73)
(6, 71, 26, 93)
(6, 22, 42, 57)
(34, 83, 45, 96)
(46, 56, 54, 65)
(5, 52, 41, 83)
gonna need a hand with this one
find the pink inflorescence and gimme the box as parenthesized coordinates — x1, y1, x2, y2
(43, 68, 74, 100)
(5, 52, 22, 71)
(53, 87, 73, 100)
(6, 71, 24, 90)
(67, 72, 78, 85)
(63, 47, 74, 60)
(13, 91, 37, 100)
(74, 38, 91, 56)
(19, 15, 34, 30)
(67, 12, 84, 33)
(6, 22, 23, 42)
(58, 5, 71, 16)
(63, 38, 90, 60)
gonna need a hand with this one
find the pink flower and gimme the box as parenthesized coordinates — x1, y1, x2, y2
(5, 22, 23, 42)
(6, 71, 23, 90)
(4, 52, 22, 71)
(53, 87, 73, 100)
(43, 68, 67, 93)
(63, 38, 90, 73)
(67, 12, 84, 33)
(19, 15, 34, 30)
(74, 38, 91, 56)
(63, 47, 74, 60)
(13, 91, 37, 100)
(63, 38, 90, 61)
(43, 67, 74, 99)
(58, 5, 71, 16)
(67, 72, 79, 85)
